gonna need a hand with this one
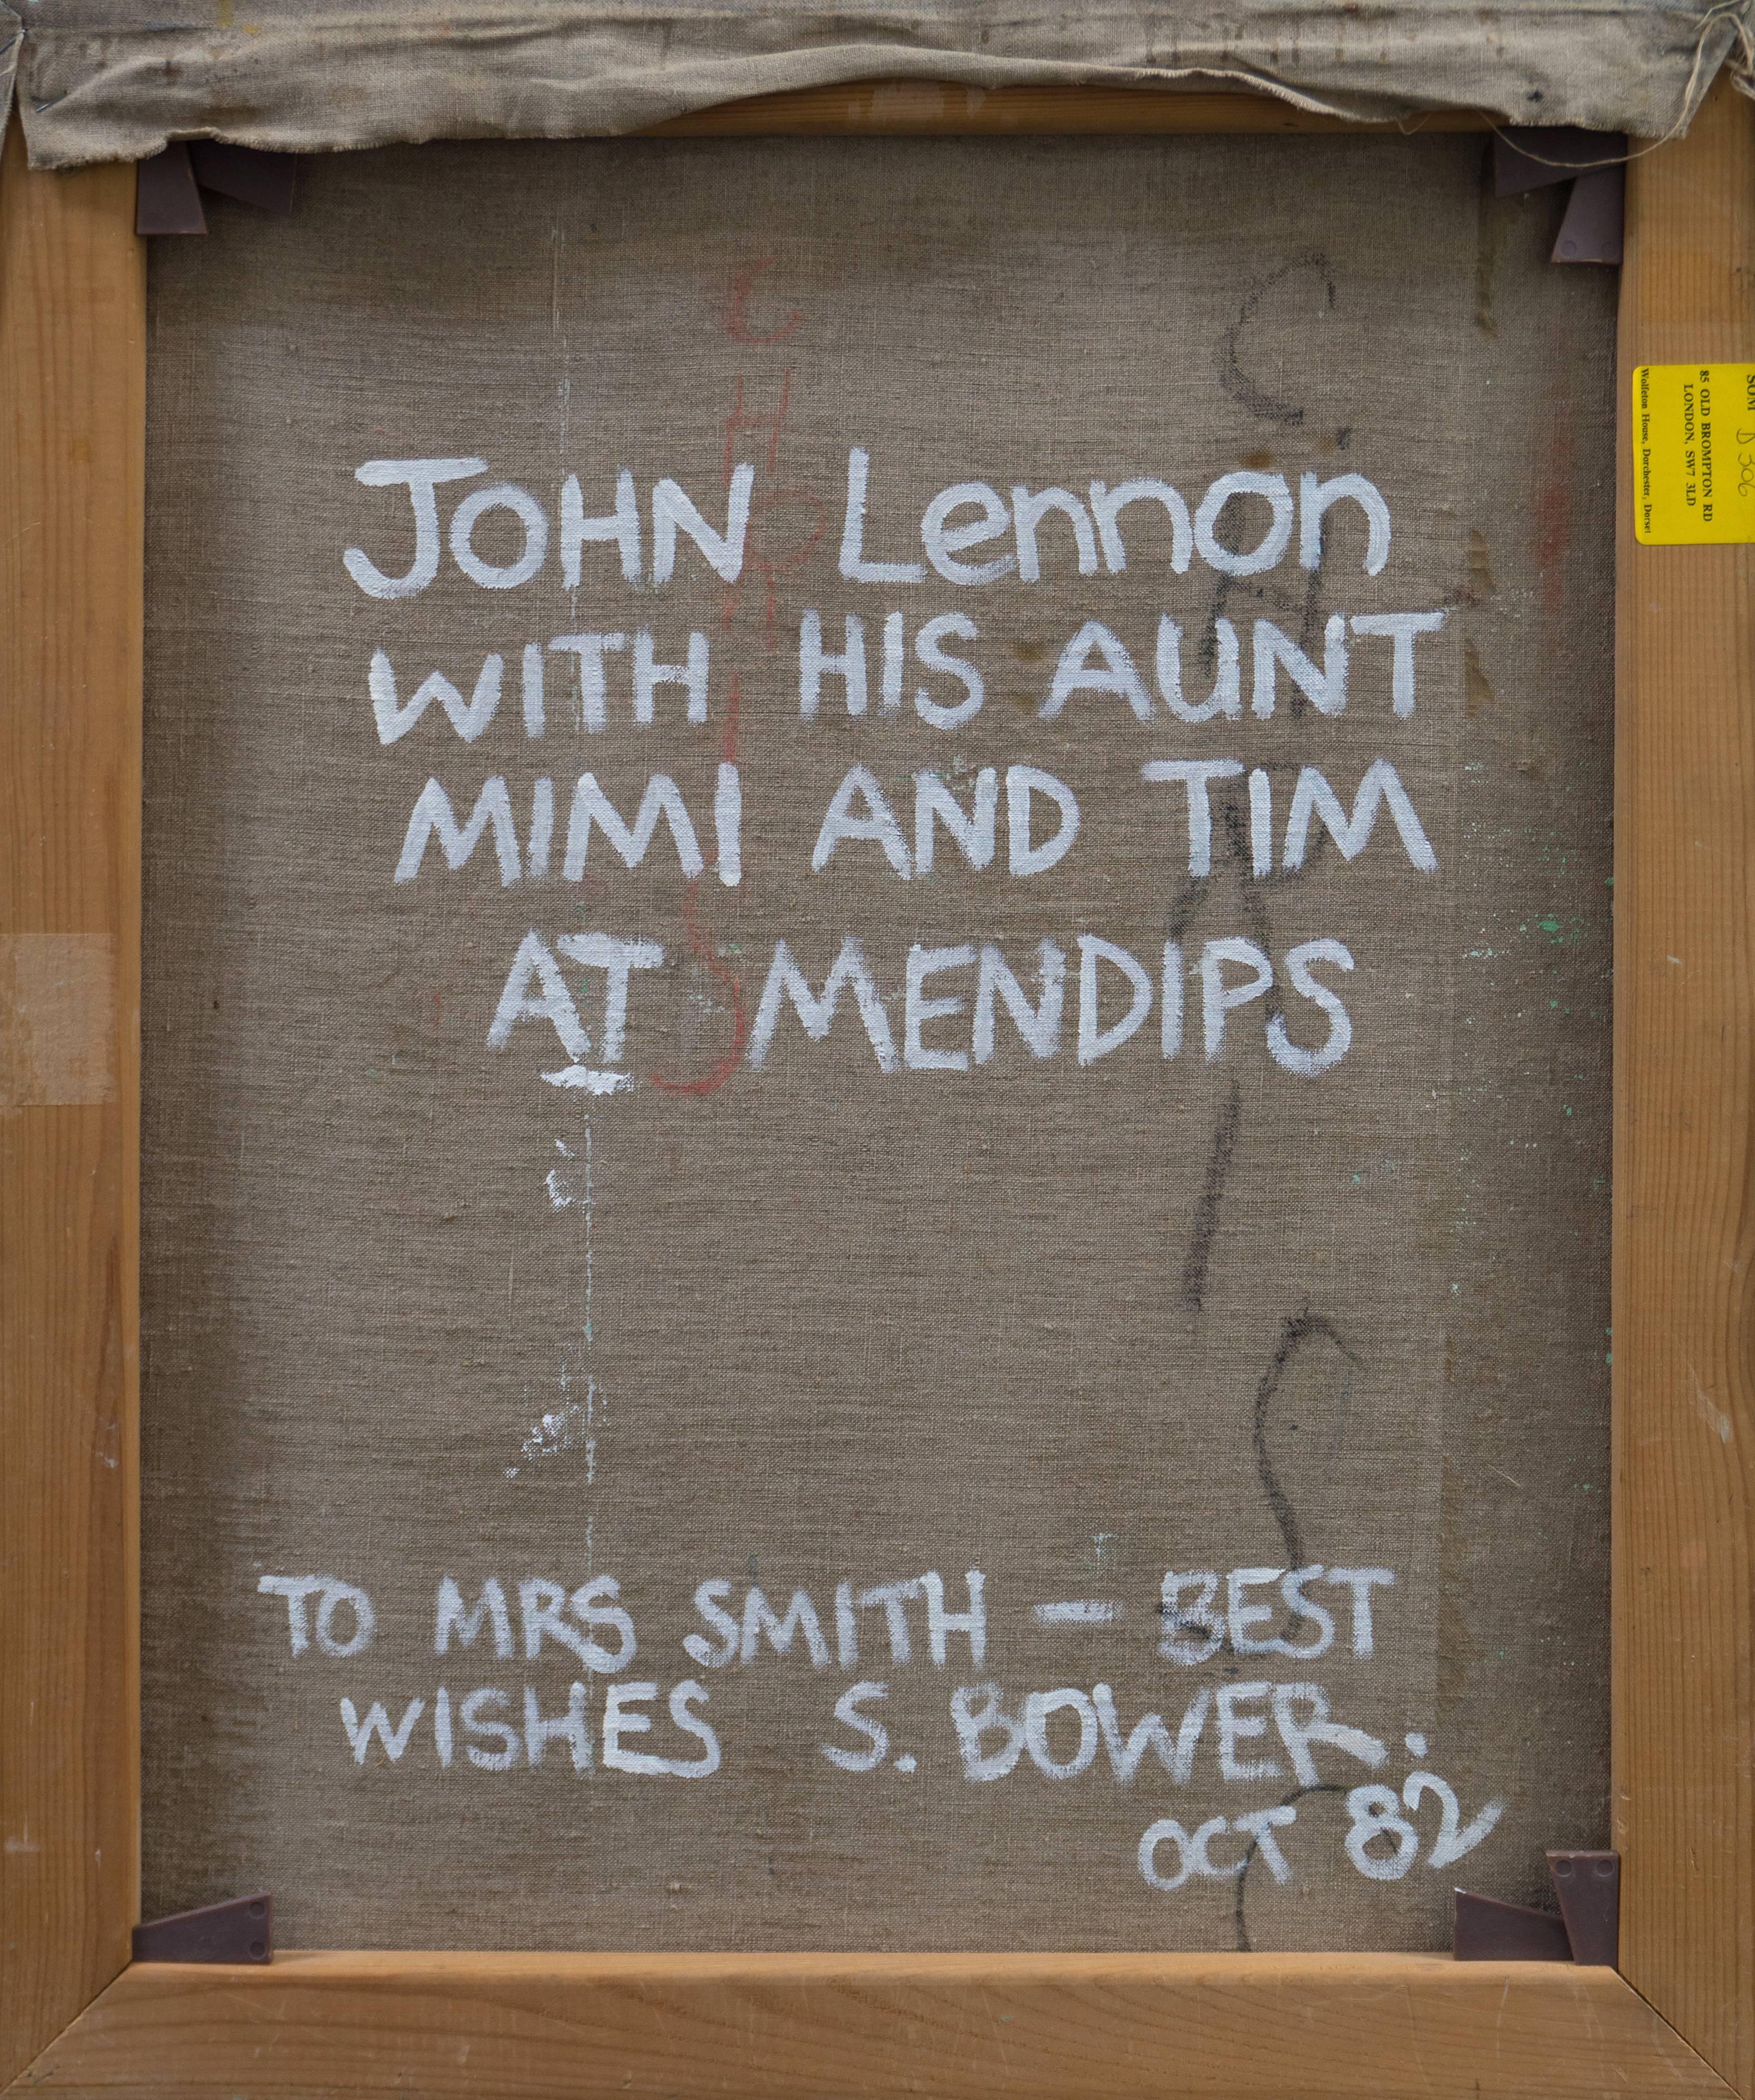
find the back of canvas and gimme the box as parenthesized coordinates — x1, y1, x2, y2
(139, 131, 1615, 1951)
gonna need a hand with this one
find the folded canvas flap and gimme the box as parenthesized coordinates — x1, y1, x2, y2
(1, 7, 18, 148)
(9, 0, 1753, 169)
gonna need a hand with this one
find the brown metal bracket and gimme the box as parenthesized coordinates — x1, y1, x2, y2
(1547, 1849, 1620, 1965)
(1453, 1888, 1573, 1960)
(1494, 126, 1623, 194)
(132, 1892, 273, 1963)
(135, 142, 297, 237)
(1492, 127, 1625, 266)
(188, 141, 298, 215)
(134, 141, 206, 237)
(1454, 1850, 1618, 1964)
(1550, 167, 1625, 266)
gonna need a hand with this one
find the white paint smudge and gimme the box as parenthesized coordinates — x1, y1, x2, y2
(1691, 1367, 1734, 1444)
(519, 1392, 595, 1472)
(513, 1127, 599, 1481)
(542, 1066, 632, 1094)
(1033, 1599, 1123, 1626)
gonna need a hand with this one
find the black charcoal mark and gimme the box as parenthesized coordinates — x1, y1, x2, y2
(1219, 252, 1336, 427)
(1198, 559, 1328, 712)
(1182, 1078, 1242, 1313)
(1197, 570, 1243, 678)
(1209, 254, 1332, 745)
(1165, 871, 1209, 944)
(1475, 141, 1506, 340)
(1233, 1782, 1347, 1953)
(1197, 546, 1327, 706)
(1251, 1308, 1358, 1572)
(1295, 561, 1326, 656)
(1215, 796, 1284, 1006)
(1289, 561, 1332, 727)
(1209, 794, 1290, 1034)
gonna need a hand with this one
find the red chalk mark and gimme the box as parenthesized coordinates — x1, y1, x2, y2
(710, 261, 823, 711)
(721, 671, 742, 766)
(648, 875, 748, 1098)
(1534, 392, 1574, 617)
(724, 369, 792, 482)
(720, 486, 829, 651)
(714, 358, 825, 653)
(726, 258, 802, 346)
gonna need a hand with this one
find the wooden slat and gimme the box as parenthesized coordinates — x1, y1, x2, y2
(16, 1951, 1733, 2098)
(643, 78, 1491, 136)
(0, 125, 143, 2084)
(1615, 76, 1755, 2100)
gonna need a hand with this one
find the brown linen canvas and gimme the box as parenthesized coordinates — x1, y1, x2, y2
(140, 132, 1615, 1952)
(11, 0, 1741, 166)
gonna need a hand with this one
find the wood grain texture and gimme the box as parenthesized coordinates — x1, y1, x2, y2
(1615, 77, 1755, 2100)
(14, 1952, 1734, 2098)
(642, 78, 1491, 136)
(0, 126, 144, 2084)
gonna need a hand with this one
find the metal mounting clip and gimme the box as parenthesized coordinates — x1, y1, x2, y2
(1454, 1851, 1619, 1964)
(131, 1892, 273, 1964)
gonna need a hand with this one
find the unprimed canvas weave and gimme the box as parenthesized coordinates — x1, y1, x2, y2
(140, 134, 1615, 1951)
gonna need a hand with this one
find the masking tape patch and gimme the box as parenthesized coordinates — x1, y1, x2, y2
(0, 934, 117, 1110)
(1633, 363, 1755, 545)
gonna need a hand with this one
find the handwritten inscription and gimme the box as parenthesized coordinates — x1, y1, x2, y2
(345, 448, 1447, 1097)
(258, 1563, 1500, 1892)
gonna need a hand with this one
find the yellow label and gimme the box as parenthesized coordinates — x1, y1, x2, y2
(1633, 363, 1755, 544)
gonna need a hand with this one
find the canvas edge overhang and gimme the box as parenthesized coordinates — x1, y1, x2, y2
(3, 3, 1749, 168)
